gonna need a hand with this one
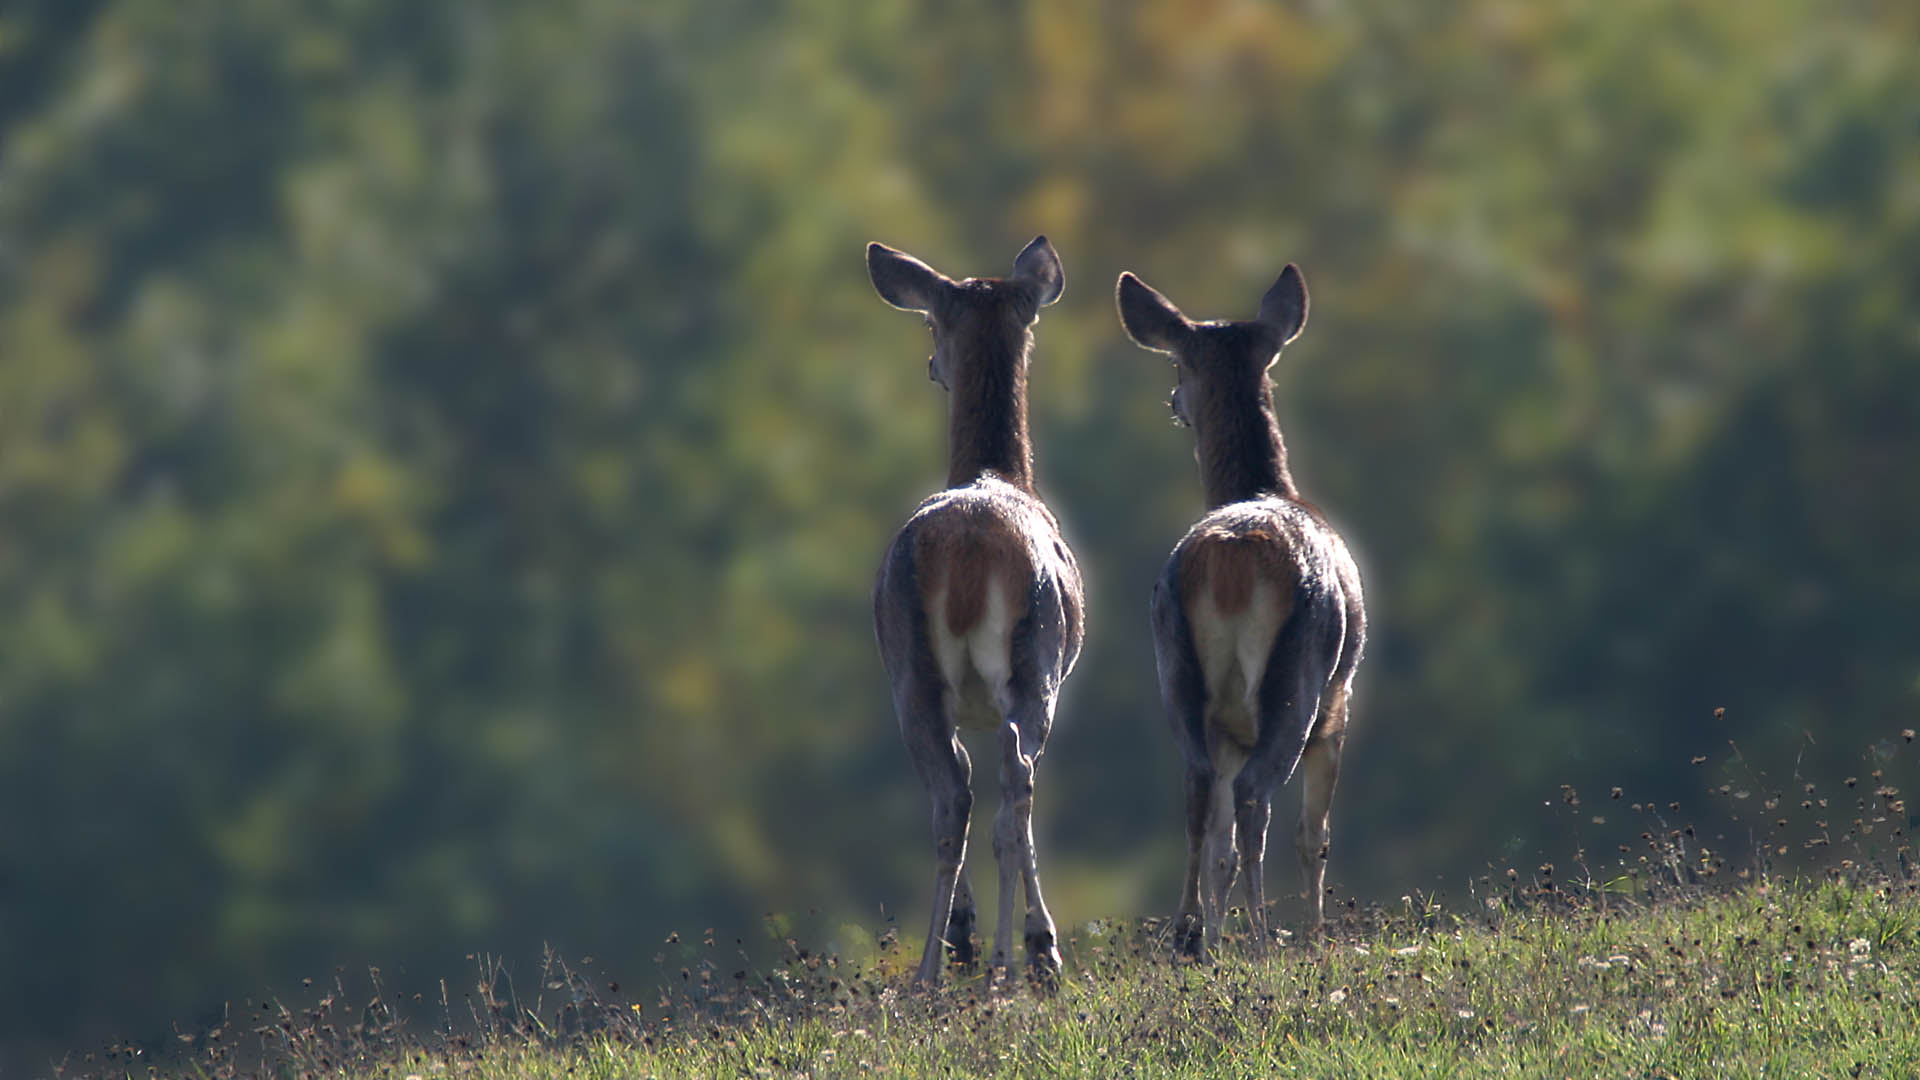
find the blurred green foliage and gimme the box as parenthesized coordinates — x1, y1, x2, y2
(1, 0, 1916, 1066)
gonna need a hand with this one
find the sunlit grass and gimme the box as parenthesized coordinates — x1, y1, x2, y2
(79, 735, 1920, 1079)
(116, 873, 1920, 1080)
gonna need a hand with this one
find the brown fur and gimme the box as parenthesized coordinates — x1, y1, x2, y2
(915, 510, 1034, 636)
(1178, 527, 1298, 619)
(1182, 330, 1297, 508)
(941, 292, 1038, 491)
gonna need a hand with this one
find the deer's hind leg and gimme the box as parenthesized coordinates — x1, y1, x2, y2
(991, 701, 1062, 983)
(1175, 765, 1213, 959)
(939, 733, 979, 972)
(946, 866, 979, 971)
(899, 698, 973, 986)
(1295, 683, 1350, 935)
(986, 579, 1079, 985)
(1234, 787, 1274, 953)
(1201, 742, 1243, 957)
(1152, 573, 1215, 959)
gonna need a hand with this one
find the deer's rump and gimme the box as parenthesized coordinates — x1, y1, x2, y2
(874, 476, 1084, 733)
(1154, 497, 1360, 772)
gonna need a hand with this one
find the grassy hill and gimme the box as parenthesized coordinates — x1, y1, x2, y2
(102, 870, 1918, 1080)
(72, 748, 1920, 1079)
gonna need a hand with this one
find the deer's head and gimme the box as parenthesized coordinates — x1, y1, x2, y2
(867, 236, 1065, 391)
(1116, 265, 1309, 434)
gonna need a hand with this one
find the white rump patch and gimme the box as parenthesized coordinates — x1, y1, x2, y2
(1189, 577, 1286, 762)
(928, 577, 1019, 731)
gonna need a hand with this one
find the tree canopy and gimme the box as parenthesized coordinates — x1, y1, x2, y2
(2, 0, 1916, 1066)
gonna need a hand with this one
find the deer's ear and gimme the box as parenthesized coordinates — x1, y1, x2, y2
(868, 242, 950, 313)
(1011, 235, 1064, 308)
(1256, 264, 1309, 347)
(1116, 272, 1190, 354)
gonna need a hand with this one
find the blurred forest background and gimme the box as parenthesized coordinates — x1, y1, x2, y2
(2, 0, 1917, 1069)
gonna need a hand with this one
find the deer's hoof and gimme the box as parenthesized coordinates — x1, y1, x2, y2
(1025, 930, 1062, 992)
(1174, 913, 1206, 961)
(944, 910, 979, 972)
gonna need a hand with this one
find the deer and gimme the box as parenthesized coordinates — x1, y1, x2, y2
(868, 236, 1084, 986)
(1115, 263, 1365, 961)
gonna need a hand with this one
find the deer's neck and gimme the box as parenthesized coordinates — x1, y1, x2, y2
(946, 333, 1035, 491)
(1195, 384, 1297, 508)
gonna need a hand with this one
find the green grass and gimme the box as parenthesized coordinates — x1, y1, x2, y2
(97, 739, 1920, 1079)
(146, 875, 1920, 1080)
